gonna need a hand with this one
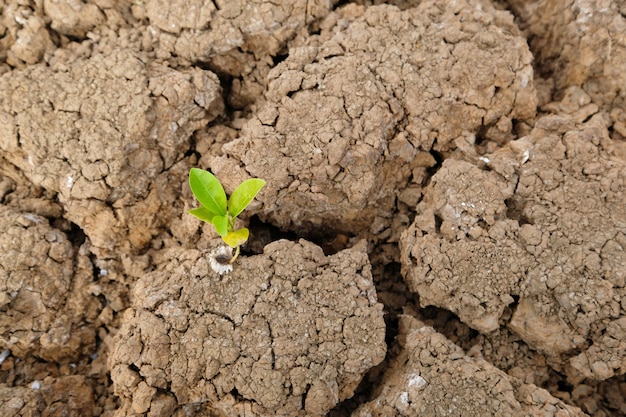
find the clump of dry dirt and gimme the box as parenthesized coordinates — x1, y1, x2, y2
(0, 206, 100, 362)
(0, 0, 625, 416)
(354, 313, 587, 417)
(136, 0, 340, 108)
(509, 0, 626, 111)
(0, 46, 224, 257)
(109, 240, 385, 416)
(0, 375, 95, 416)
(400, 107, 626, 381)
(212, 0, 536, 239)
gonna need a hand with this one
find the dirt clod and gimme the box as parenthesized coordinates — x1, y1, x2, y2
(109, 240, 385, 416)
(212, 0, 536, 239)
(354, 314, 586, 417)
(401, 111, 626, 381)
(0, 48, 224, 256)
(0, 207, 100, 361)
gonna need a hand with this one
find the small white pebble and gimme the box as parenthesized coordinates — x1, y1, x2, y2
(408, 374, 428, 389)
(31, 380, 41, 390)
(23, 213, 44, 224)
(521, 150, 530, 164)
(398, 391, 409, 405)
(0, 349, 10, 365)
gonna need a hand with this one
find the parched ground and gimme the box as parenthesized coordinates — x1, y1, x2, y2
(0, 0, 625, 416)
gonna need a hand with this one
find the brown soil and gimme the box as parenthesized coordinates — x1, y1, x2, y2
(0, 0, 625, 416)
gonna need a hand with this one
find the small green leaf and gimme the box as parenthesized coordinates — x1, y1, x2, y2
(188, 206, 216, 223)
(228, 178, 265, 218)
(189, 168, 227, 216)
(211, 215, 229, 237)
(223, 228, 249, 248)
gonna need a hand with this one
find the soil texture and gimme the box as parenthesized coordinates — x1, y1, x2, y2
(1, 0, 625, 416)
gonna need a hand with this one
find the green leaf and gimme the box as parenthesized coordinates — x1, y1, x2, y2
(188, 206, 216, 223)
(189, 168, 227, 216)
(211, 215, 229, 237)
(228, 178, 265, 218)
(223, 228, 249, 248)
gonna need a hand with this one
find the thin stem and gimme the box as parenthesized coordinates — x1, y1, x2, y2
(229, 245, 241, 264)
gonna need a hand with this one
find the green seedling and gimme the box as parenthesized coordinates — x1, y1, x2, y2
(188, 168, 265, 264)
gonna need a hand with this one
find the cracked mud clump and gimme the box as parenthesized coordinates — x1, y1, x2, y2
(109, 240, 385, 416)
(0, 48, 224, 256)
(0, 206, 100, 362)
(401, 111, 626, 382)
(211, 0, 536, 238)
(354, 314, 587, 417)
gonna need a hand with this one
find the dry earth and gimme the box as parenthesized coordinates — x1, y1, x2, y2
(0, 0, 625, 416)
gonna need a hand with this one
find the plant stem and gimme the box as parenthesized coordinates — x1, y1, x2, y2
(229, 245, 241, 264)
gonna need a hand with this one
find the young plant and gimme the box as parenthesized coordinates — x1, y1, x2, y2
(188, 168, 265, 267)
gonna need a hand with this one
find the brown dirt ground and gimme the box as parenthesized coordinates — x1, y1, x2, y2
(1, 0, 625, 416)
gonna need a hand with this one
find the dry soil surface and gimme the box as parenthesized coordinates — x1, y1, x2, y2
(0, 0, 625, 416)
